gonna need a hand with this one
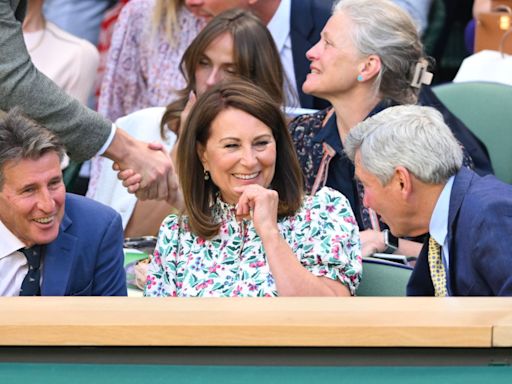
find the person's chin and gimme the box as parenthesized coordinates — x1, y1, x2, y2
(30, 225, 60, 245)
(193, 11, 213, 21)
(302, 79, 322, 98)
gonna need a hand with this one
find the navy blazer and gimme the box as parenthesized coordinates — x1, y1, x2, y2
(42, 193, 127, 296)
(407, 167, 512, 296)
(290, 0, 332, 110)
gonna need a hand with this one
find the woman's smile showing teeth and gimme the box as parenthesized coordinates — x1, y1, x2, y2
(233, 172, 259, 180)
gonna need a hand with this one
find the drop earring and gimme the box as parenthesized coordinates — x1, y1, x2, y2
(204, 170, 210, 181)
(357, 74, 364, 82)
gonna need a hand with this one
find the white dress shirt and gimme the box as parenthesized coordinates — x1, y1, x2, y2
(266, 0, 300, 107)
(0, 220, 28, 296)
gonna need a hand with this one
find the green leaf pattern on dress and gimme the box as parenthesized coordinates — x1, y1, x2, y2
(144, 187, 362, 297)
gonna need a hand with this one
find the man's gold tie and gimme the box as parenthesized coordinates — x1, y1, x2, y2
(428, 237, 447, 297)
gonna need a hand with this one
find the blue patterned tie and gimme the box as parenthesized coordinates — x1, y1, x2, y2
(19, 247, 41, 296)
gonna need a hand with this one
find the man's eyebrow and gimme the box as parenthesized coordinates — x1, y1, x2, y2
(17, 182, 36, 192)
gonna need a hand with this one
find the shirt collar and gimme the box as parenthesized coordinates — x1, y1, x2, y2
(267, 0, 291, 52)
(429, 176, 455, 247)
(211, 194, 237, 222)
(368, 99, 397, 118)
(312, 112, 344, 155)
(0, 219, 25, 260)
(313, 100, 398, 154)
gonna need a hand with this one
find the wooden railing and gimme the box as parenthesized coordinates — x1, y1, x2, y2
(1, 297, 511, 348)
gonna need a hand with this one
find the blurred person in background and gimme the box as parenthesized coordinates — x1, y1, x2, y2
(98, 0, 206, 121)
(185, 0, 333, 110)
(23, 0, 100, 105)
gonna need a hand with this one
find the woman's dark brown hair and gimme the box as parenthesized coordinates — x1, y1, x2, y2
(178, 80, 303, 239)
(160, 8, 285, 139)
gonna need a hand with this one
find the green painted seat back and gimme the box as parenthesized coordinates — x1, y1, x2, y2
(432, 81, 512, 184)
(356, 258, 413, 297)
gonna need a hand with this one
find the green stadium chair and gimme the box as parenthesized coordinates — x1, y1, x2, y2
(432, 81, 512, 184)
(356, 258, 413, 297)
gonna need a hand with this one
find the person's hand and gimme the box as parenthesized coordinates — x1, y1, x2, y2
(234, 185, 279, 239)
(104, 128, 177, 201)
(359, 229, 386, 257)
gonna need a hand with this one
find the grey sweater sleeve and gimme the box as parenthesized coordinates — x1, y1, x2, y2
(0, 0, 111, 162)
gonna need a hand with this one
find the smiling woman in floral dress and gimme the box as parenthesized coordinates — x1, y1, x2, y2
(144, 80, 362, 297)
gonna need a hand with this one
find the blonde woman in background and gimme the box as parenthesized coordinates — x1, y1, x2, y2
(97, 0, 206, 121)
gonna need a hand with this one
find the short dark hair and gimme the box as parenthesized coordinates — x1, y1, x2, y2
(0, 108, 65, 189)
(178, 80, 304, 239)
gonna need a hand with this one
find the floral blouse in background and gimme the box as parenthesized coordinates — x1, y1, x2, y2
(144, 187, 362, 297)
(89, 0, 205, 198)
(97, 0, 206, 121)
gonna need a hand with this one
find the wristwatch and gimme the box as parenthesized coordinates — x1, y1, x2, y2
(382, 229, 399, 254)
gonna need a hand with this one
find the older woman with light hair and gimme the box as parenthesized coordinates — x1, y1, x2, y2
(289, 0, 492, 258)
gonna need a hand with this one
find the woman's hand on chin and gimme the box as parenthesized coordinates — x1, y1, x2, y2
(234, 184, 279, 239)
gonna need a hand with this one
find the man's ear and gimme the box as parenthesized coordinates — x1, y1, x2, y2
(394, 166, 413, 199)
(358, 54, 381, 82)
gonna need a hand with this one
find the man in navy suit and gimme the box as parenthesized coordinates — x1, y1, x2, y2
(0, 109, 126, 296)
(185, 0, 332, 110)
(344, 105, 512, 296)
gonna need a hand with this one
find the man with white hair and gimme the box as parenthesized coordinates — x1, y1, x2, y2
(345, 105, 512, 296)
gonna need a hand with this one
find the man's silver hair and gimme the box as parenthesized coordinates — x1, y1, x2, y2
(345, 105, 463, 185)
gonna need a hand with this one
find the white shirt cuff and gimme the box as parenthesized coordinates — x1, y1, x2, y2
(96, 123, 117, 156)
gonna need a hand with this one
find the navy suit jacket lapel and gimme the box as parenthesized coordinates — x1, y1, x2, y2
(290, 0, 315, 108)
(42, 212, 77, 296)
(446, 168, 473, 295)
(407, 236, 434, 295)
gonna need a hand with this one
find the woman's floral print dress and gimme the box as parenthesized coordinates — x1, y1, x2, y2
(144, 187, 362, 297)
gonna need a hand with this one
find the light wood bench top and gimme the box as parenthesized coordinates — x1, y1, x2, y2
(1, 297, 511, 347)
